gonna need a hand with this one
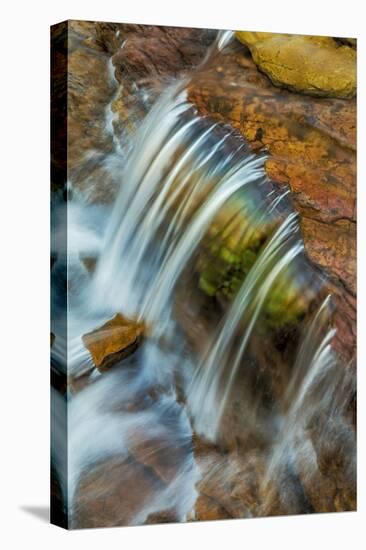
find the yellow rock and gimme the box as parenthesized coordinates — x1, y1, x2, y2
(82, 313, 144, 371)
(235, 32, 356, 98)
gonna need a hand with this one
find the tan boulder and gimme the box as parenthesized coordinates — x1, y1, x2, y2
(235, 32, 356, 98)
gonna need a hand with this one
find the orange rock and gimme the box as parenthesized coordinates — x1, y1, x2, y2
(82, 313, 144, 371)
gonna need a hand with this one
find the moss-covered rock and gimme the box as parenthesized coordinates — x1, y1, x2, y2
(198, 211, 267, 300)
(235, 32, 356, 99)
(194, 196, 308, 331)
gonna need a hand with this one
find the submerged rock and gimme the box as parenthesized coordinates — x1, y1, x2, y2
(197, 219, 311, 332)
(127, 427, 188, 484)
(297, 418, 356, 513)
(82, 313, 144, 371)
(73, 456, 163, 528)
(193, 442, 269, 519)
(235, 32, 356, 99)
(80, 256, 97, 273)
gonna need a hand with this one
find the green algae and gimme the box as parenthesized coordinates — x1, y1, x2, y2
(198, 225, 306, 331)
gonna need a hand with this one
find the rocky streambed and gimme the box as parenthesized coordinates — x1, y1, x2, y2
(51, 21, 356, 528)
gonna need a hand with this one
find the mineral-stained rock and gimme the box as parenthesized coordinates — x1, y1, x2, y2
(188, 40, 356, 363)
(301, 218, 355, 295)
(235, 32, 356, 99)
(82, 313, 144, 371)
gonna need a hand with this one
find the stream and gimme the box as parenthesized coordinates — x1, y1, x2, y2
(51, 28, 356, 528)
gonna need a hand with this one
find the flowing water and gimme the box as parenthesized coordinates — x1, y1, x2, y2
(51, 30, 355, 527)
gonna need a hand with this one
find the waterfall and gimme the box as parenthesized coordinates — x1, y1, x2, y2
(187, 213, 303, 441)
(51, 27, 354, 527)
(91, 87, 268, 325)
(259, 296, 355, 512)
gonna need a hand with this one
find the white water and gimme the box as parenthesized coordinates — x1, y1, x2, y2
(260, 296, 355, 512)
(187, 213, 303, 440)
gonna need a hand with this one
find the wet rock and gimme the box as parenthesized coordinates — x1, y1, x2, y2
(188, 39, 356, 362)
(194, 443, 266, 519)
(106, 24, 216, 86)
(127, 426, 188, 484)
(194, 421, 355, 520)
(65, 23, 217, 200)
(235, 32, 356, 98)
(330, 283, 356, 364)
(301, 216, 356, 363)
(195, 495, 231, 521)
(95, 22, 125, 54)
(93, 23, 217, 137)
(301, 218, 356, 296)
(296, 416, 356, 513)
(144, 509, 178, 524)
(80, 255, 97, 273)
(82, 313, 144, 371)
(68, 370, 94, 395)
(197, 224, 312, 332)
(66, 21, 120, 201)
(73, 456, 164, 528)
